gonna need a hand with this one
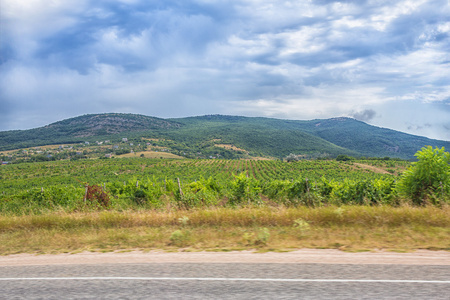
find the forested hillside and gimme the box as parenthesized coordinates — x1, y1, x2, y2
(1, 113, 449, 160)
(0, 113, 181, 150)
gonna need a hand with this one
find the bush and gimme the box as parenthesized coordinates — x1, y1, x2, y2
(262, 180, 291, 201)
(287, 178, 319, 206)
(169, 229, 191, 247)
(108, 178, 164, 207)
(397, 146, 450, 205)
(336, 155, 353, 161)
(85, 184, 110, 208)
(2, 185, 85, 214)
(285, 153, 300, 162)
(229, 173, 261, 206)
(329, 178, 395, 205)
(178, 177, 221, 208)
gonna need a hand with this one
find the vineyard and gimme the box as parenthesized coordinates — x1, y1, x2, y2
(0, 157, 415, 214)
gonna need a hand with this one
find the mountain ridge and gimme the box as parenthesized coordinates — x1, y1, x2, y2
(1, 113, 448, 160)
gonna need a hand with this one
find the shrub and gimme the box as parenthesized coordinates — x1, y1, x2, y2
(287, 178, 319, 206)
(336, 155, 353, 161)
(255, 228, 270, 245)
(169, 229, 191, 247)
(229, 173, 261, 206)
(108, 178, 164, 207)
(285, 153, 300, 162)
(262, 180, 291, 201)
(397, 146, 450, 205)
(178, 177, 221, 208)
(293, 218, 310, 231)
(85, 184, 110, 208)
(242, 228, 270, 246)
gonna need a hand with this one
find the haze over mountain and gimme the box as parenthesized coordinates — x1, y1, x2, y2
(1, 113, 449, 160)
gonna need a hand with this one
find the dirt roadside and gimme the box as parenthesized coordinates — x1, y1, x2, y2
(1, 249, 449, 266)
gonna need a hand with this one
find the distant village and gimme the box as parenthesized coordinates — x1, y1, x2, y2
(0, 137, 175, 164)
(0, 136, 243, 165)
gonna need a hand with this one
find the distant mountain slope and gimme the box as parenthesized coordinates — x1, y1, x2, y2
(0, 113, 181, 150)
(168, 115, 358, 158)
(47, 113, 180, 137)
(170, 115, 450, 159)
(292, 117, 450, 158)
(1, 113, 449, 159)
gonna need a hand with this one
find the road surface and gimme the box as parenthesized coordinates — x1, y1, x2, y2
(0, 250, 449, 299)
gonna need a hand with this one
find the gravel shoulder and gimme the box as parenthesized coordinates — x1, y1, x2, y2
(1, 249, 449, 266)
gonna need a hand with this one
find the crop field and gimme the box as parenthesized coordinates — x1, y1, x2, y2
(0, 157, 411, 215)
(1, 153, 449, 254)
(1, 158, 408, 188)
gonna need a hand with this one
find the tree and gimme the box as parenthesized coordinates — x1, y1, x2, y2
(336, 154, 353, 161)
(397, 146, 450, 204)
(285, 153, 300, 162)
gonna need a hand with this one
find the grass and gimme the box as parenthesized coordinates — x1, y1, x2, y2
(118, 151, 183, 159)
(0, 205, 449, 255)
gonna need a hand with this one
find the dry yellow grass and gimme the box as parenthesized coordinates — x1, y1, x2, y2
(141, 138, 173, 142)
(0, 146, 54, 155)
(0, 206, 448, 255)
(353, 163, 391, 174)
(214, 144, 247, 152)
(117, 151, 183, 159)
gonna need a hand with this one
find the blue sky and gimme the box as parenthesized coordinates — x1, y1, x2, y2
(1, 0, 449, 140)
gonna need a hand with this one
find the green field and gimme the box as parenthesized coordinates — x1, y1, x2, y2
(1, 157, 412, 215)
(1, 153, 449, 254)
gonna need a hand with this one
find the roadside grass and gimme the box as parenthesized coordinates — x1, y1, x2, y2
(0, 206, 449, 255)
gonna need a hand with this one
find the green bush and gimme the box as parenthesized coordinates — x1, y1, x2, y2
(229, 173, 261, 206)
(397, 146, 450, 205)
(336, 155, 353, 161)
(286, 178, 319, 206)
(329, 178, 395, 205)
(108, 178, 164, 207)
(178, 177, 221, 208)
(0, 185, 85, 214)
(262, 180, 291, 201)
(169, 229, 191, 247)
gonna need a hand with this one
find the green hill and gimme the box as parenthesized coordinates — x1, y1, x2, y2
(166, 115, 357, 158)
(0, 113, 181, 150)
(291, 117, 450, 158)
(1, 113, 449, 160)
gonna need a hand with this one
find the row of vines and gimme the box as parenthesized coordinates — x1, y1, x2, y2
(1, 147, 448, 215)
(2, 173, 399, 214)
(1, 158, 404, 194)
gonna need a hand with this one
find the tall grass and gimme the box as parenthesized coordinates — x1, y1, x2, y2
(1, 206, 448, 254)
(1, 205, 448, 232)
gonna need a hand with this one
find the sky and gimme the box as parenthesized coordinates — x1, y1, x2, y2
(1, 0, 449, 140)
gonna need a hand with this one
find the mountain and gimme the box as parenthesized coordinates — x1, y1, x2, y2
(0, 113, 181, 150)
(47, 113, 181, 136)
(165, 115, 358, 158)
(290, 117, 450, 158)
(1, 113, 449, 160)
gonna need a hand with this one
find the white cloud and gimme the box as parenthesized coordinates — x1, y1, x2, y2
(1, 0, 449, 140)
(228, 85, 388, 119)
(369, 0, 429, 31)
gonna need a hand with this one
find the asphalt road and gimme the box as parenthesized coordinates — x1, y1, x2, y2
(1, 263, 449, 299)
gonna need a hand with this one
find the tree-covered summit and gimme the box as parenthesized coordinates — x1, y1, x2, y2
(1, 113, 449, 160)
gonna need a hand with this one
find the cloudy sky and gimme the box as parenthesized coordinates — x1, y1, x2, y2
(1, 0, 449, 140)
